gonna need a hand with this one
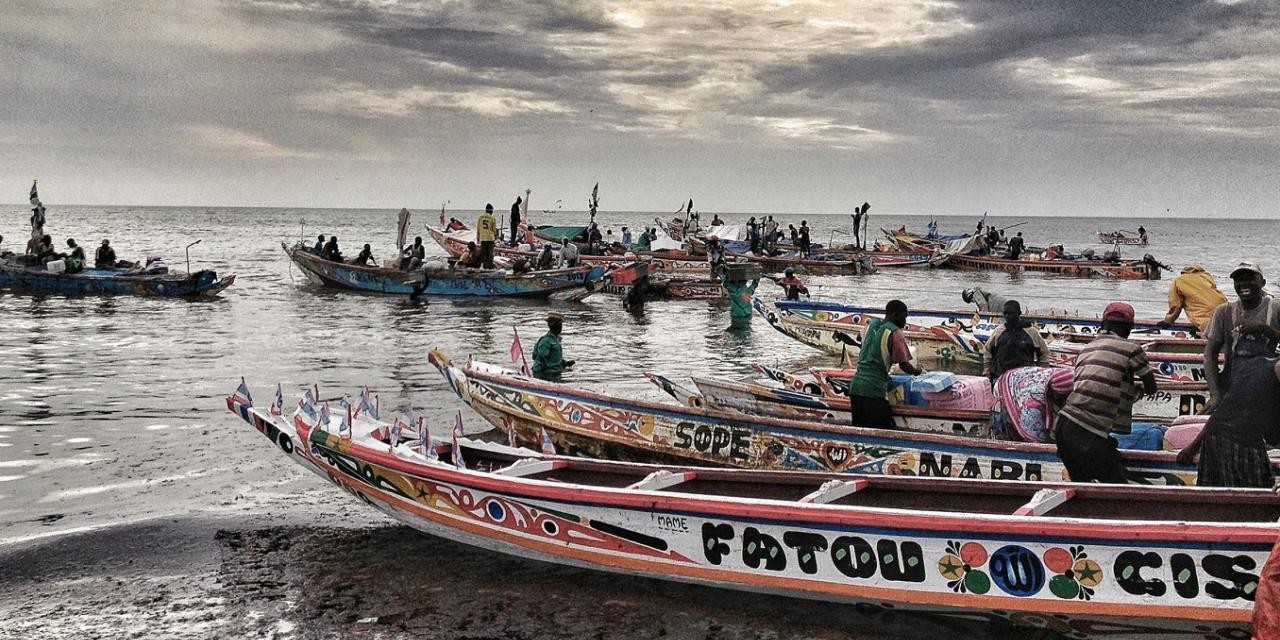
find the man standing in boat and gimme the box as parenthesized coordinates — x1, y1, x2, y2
(509, 196, 523, 247)
(477, 204, 498, 269)
(532, 312, 573, 382)
(1202, 262, 1280, 412)
(982, 300, 1050, 381)
(1005, 232, 1026, 260)
(798, 221, 811, 258)
(1055, 302, 1157, 483)
(846, 300, 926, 429)
(1156, 264, 1226, 334)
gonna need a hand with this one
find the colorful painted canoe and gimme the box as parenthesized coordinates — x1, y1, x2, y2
(0, 259, 234, 297)
(933, 253, 1162, 280)
(652, 373, 992, 437)
(758, 300, 1213, 386)
(426, 350, 1276, 486)
(772, 300, 1200, 342)
(755, 299, 986, 372)
(227, 391, 1280, 640)
(428, 226, 710, 276)
(748, 363, 1204, 426)
(284, 243, 607, 297)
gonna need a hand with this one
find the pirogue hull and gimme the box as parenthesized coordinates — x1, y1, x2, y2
(425, 350, 1269, 486)
(284, 243, 606, 297)
(226, 393, 1279, 640)
(936, 253, 1160, 280)
(0, 261, 234, 297)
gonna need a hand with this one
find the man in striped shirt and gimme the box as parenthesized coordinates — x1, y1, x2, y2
(1055, 302, 1158, 483)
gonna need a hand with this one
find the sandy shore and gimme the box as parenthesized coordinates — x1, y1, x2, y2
(0, 511, 1065, 640)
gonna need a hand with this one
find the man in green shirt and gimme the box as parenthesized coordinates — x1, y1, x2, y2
(847, 300, 925, 429)
(533, 312, 574, 382)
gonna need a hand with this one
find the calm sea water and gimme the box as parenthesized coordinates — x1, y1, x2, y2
(0, 205, 1273, 632)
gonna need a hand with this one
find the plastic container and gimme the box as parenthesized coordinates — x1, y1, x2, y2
(912, 371, 957, 393)
(45, 259, 66, 274)
(722, 262, 762, 282)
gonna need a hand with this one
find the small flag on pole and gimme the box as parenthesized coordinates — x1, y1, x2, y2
(510, 328, 532, 376)
(270, 383, 284, 416)
(452, 410, 466, 469)
(233, 378, 253, 406)
(357, 386, 379, 420)
(338, 400, 352, 440)
(318, 402, 332, 432)
(295, 398, 318, 426)
(417, 416, 437, 461)
(392, 409, 412, 451)
(304, 387, 316, 408)
(540, 425, 556, 456)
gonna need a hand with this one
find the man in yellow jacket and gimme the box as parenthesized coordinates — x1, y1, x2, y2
(1157, 264, 1226, 333)
(476, 204, 498, 269)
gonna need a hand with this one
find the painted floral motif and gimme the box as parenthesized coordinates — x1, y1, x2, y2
(938, 541, 991, 594)
(1045, 545, 1103, 600)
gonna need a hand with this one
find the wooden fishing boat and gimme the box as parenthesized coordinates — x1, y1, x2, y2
(428, 226, 710, 276)
(0, 257, 234, 297)
(1097, 231, 1148, 245)
(284, 242, 608, 297)
(755, 299, 986, 373)
(758, 300, 1212, 385)
(724, 247, 865, 275)
(773, 300, 1200, 342)
(651, 373, 991, 437)
(426, 350, 1270, 486)
(226, 391, 1280, 640)
(751, 364, 1205, 425)
(934, 252, 1162, 280)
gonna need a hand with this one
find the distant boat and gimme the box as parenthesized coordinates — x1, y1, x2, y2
(283, 242, 608, 297)
(0, 258, 234, 298)
(1097, 231, 1149, 245)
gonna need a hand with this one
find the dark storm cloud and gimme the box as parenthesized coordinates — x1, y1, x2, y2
(764, 0, 1272, 94)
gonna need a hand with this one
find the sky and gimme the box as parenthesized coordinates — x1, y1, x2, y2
(4, 0, 1279, 217)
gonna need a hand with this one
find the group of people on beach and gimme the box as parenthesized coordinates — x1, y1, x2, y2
(925, 262, 1279, 488)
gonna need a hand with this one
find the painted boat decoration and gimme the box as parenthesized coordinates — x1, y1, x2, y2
(284, 242, 608, 297)
(933, 252, 1162, 280)
(0, 258, 234, 297)
(227, 389, 1279, 640)
(426, 350, 1270, 486)
(1047, 339, 1210, 386)
(772, 300, 1200, 342)
(429, 226, 710, 276)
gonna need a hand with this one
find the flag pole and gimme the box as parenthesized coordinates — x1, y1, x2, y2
(514, 326, 532, 376)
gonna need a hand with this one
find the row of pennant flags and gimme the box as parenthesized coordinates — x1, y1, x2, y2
(232, 378, 557, 464)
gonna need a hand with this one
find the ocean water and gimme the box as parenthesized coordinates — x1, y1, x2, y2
(0, 204, 1273, 636)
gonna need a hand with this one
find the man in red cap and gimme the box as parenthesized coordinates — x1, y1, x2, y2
(1202, 261, 1280, 411)
(1054, 302, 1158, 483)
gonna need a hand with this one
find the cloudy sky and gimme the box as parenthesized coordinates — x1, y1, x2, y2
(4, 0, 1278, 216)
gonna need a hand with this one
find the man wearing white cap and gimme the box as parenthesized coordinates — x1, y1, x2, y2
(1203, 262, 1280, 411)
